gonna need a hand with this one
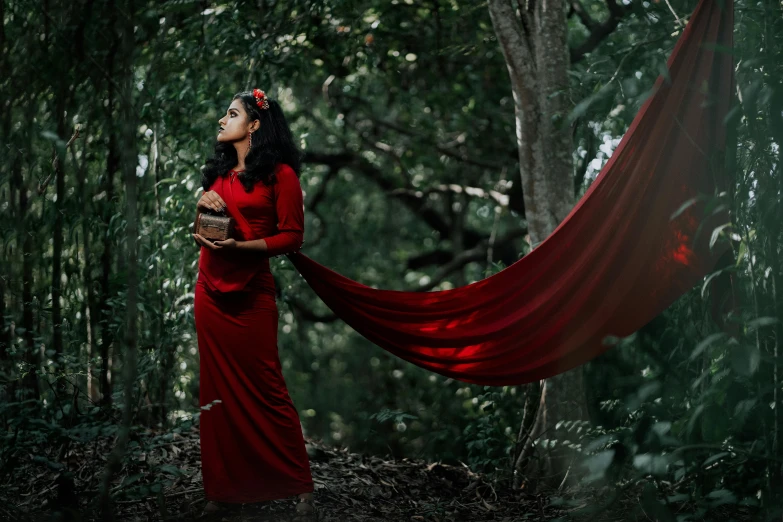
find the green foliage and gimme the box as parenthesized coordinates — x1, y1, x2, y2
(1, 0, 782, 519)
(459, 387, 520, 476)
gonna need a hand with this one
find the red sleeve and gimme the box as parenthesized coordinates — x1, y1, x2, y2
(262, 165, 305, 257)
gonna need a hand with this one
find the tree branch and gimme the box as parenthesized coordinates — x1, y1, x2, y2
(406, 249, 454, 270)
(416, 227, 528, 291)
(37, 127, 80, 195)
(306, 165, 339, 211)
(569, 0, 633, 64)
(330, 94, 505, 172)
(303, 150, 468, 245)
(569, 0, 598, 30)
(389, 184, 510, 208)
(368, 116, 504, 171)
(302, 150, 526, 271)
(488, 0, 538, 93)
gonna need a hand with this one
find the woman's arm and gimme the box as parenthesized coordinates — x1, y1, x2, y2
(235, 237, 269, 252)
(234, 166, 304, 256)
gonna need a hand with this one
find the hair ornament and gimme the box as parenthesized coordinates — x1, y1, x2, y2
(252, 88, 270, 110)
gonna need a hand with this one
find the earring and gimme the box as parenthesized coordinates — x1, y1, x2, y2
(244, 132, 253, 162)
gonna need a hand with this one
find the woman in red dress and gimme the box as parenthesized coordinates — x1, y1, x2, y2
(192, 88, 315, 517)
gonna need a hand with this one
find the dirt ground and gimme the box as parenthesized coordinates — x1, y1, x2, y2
(1, 424, 754, 521)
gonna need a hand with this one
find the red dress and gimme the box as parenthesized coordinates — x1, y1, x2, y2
(194, 163, 314, 503)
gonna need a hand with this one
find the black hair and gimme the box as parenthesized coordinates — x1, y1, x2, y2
(201, 91, 302, 193)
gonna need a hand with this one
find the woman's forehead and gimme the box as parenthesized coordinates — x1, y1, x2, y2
(228, 99, 245, 112)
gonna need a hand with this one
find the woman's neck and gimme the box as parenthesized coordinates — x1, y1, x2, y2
(233, 140, 249, 171)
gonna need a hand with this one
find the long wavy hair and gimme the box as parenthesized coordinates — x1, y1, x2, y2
(201, 91, 302, 193)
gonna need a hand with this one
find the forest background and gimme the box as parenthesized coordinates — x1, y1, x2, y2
(1, 0, 782, 520)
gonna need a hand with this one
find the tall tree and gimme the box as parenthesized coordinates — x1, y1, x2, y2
(98, 0, 139, 516)
(487, 0, 631, 487)
(98, 32, 121, 407)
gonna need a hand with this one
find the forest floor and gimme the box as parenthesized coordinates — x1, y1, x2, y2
(3, 423, 755, 522)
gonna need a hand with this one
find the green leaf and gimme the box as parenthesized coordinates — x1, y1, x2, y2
(747, 317, 779, 331)
(709, 223, 732, 249)
(633, 454, 669, 476)
(31, 455, 65, 471)
(567, 90, 604, 124)
(155, 178, 179, 187)
(706, 488, 737, 507)
(670, 197, 699, 220)
(651, 421, 672, 437)
(640, 482, 675, 522)
(157, 464, 186, 477)
(702, 269, 729, 298)
(582, 449, 615, 481)
(120, 473, 144, 488)
(702, 452, 730, 467)
(690, 333, 725, 361)
(730, 343, 761, 376)
(701, 404, 729, 443)
(733, 398, 757, 419)
(687, 404, 705, 439)
(200, 399, 222, 411)
(735, 240, 747, 267)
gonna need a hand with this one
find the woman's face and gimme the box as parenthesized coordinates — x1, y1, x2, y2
(217, 99, 257, 142)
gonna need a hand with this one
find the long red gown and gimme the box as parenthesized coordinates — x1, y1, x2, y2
(194, 163, 314, 503)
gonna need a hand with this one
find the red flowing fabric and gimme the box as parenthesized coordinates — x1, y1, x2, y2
(287, 0, 735, 386)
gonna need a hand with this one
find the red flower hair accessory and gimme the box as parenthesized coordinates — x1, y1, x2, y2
(252, 88, 270, 110)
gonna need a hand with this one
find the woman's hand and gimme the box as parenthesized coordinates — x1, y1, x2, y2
(192, 233, 214, 249)
(198, 190, 227, 213)
(192, 234, 238, 251)
(213, 238, 237, 249)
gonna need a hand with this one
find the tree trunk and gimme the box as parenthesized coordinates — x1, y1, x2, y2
(0, 37, 7, 366)
(99, 0, 139, 516)
(3, 116, 18, 407)
(9, 96, 40, 401)
(75, 136, 100, 402)
(99, 41, 120, 406)
(16, 145, 39, 401)
(764, 0, 783, 490)
(488, 0, 589, 489)
(151, 125, 173, 428)
(51, 89, 67, 387)
(0, 270, 7, 363)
